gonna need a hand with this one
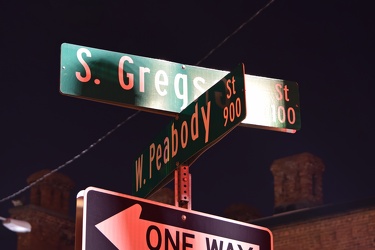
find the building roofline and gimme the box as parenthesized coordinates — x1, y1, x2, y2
(249, 195, 375, 228)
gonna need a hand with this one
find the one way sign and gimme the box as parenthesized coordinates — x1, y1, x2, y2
(75, 187, 273, 250)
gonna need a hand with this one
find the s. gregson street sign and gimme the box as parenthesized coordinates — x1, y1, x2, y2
(78, 186, 273, 250)
(60, 43, 300, 133)
(133, 64, 247, 198)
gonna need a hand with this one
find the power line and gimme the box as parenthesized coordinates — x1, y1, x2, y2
(0, 0, 276, 204)
(196, 0, 275, 66)
(0, 111, 140, 203)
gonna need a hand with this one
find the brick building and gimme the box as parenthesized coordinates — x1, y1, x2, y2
(251, 197, 375, 249)
(249, 152, 375, 249)
(9, 169, 75, 250)
(8, 152, 375, 249)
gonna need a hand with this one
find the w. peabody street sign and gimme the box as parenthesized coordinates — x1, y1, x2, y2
(133, 64, 247, 198)
(60, 43, 300, 133)
(77, 186, 273, 250)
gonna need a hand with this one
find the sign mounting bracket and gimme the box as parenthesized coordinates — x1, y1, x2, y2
(175, 164, 192, 209)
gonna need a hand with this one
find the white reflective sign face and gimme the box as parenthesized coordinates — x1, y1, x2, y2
(80, 187, 273, 250)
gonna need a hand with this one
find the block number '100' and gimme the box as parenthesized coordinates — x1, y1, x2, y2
(271, 105, 296, 125)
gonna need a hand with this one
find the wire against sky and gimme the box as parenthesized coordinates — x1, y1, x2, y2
(195, 0, 275, 66)
(0, 111, 140, 203)
(0, 0, 276, 204)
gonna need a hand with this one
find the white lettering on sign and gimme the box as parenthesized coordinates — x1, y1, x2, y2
(75, 48, 92, 83)
(135, 101, 211, 190)
(134, 73, 247, 194)
(240, 75, 297, 130)
(62, 44, 299, 133)
(95, 204, 260, 250)
(75, 49, 210, 111)
(222, 76, 243, 127)
(118, 55, 135, 90)
(271, 83, 296, 125)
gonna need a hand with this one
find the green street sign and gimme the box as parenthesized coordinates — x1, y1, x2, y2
(133, 64, 247, 198)
(60, 43, 301, 133)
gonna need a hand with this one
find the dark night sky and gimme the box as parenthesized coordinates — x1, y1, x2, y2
(1, 0, 375, 248)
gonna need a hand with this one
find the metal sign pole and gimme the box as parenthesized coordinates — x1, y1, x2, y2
(174, 165, 192, 209)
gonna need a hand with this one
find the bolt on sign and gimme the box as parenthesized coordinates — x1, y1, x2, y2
(76, 186, 274, 250)
(133, 64, 247, 198)
(60, 43, 300, 133)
